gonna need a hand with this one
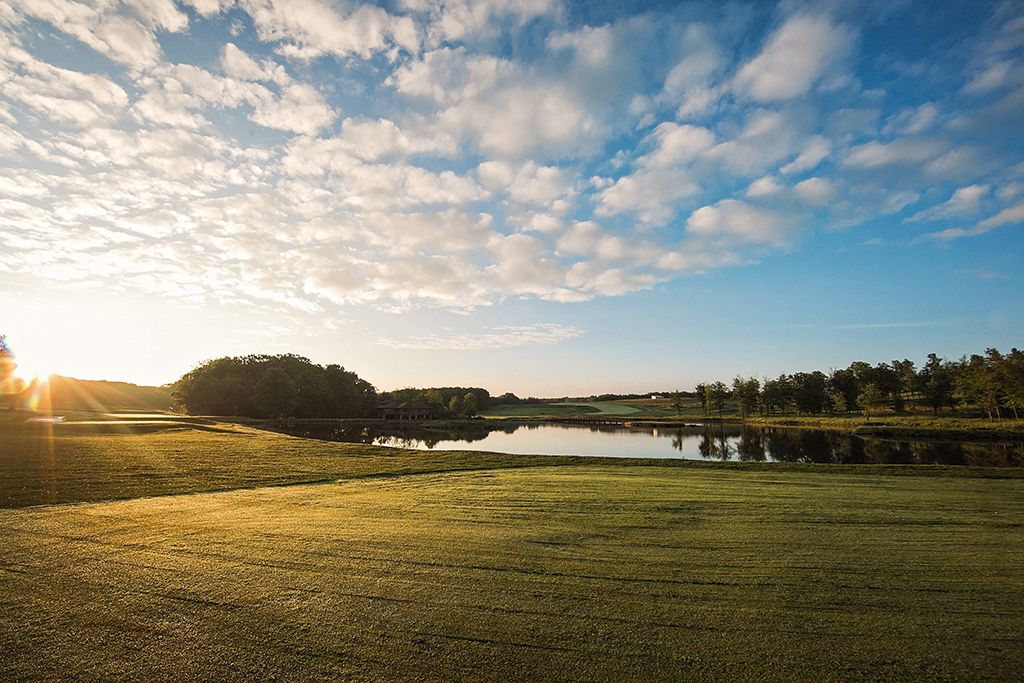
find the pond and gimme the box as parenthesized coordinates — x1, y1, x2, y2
(280, 422, 1024, 467)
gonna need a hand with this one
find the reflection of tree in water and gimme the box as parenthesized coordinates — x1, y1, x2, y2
(698, 426, 735, 460)
(671, 430, 685, 453)
(799, 430, 836, 464)
(736, 427, 766, 462)
(279, 421, 1024, 467)
(764, 428, 805, 462)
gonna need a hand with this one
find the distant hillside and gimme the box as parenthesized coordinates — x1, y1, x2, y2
(46, 376, 173, 412)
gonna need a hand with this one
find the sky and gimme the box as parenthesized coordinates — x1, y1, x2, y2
(1, 0, 1022, 395)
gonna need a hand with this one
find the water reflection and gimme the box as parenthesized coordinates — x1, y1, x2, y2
(278, 422, 1024, 467)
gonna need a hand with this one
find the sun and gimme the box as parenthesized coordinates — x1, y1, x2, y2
(12, 363, 50, 385)
(6, 347, 53, 387)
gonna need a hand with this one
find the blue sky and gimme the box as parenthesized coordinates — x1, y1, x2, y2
(1, 0, 1022, 394)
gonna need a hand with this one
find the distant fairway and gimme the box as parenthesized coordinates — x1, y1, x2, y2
(1, 423, 1022, 681)
(482, 401, 644, 417)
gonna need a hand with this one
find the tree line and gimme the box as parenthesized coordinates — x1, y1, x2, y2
(172, 354, 376, 419)
(382, 386, 490, 418)
(694, 348, 1024, 421)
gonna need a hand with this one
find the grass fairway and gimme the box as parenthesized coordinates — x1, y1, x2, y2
(1, 426, 1022, 681)
(481, 401, 645, 417)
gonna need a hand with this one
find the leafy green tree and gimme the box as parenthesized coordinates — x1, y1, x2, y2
(254, 367, 298, 419)
(694, 383, 709, 418)
(761, 375, 790, 416)
(857, 384, 885, 417)
(959, 352, 1002, 421)
(1001, 348, 1024, 420)
(669, 390, 684, 416)
(709, 381, 729, 418)
(462, 392, 478, 417)
(172, 354, 376, 418)
(892, 359, 918, 408)
(731, 377, 760, 419)
(829, 390, 848, 415)
(792, 371, 828, 414)
(447, 394, 463, 417)
(919, 353, 954, 415)
(828, 368, 859, 414)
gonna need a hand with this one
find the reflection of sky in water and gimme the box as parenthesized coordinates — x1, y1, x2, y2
(379, 426, 703, 459)
(365, 425, 1024, 467)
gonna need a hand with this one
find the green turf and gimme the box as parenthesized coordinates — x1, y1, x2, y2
(482, 401, 648, 417)
(480, 403, 603, 417)
(1, 424, 1022, 681)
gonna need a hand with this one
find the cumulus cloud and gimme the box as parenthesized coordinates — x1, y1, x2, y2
(793, 177, 834, 206)
(926, 202, 1024, 241)
(780, 135, 831, 175)
(687, 199, 795, 246)
(843, 138, 946, 169)
(703, 108, 809, 175)
(595, 122, 713, 223)
(0, 0, 1021, 326)
(907, 184, 989, 222)
(882, 103, 939, 136)
(5, 0, 180, 68)
(733, 14, 854, 102)
(239, 0, 419, 60)
(221, 43, 291, 85)
(414, 0, 560, 45)
(477, 160, 576, 205)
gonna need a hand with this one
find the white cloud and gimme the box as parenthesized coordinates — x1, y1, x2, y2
(964, 61, 1012, 94)
(181, 0, 233, 17)
(133, 62, 336, 136)
(594, 122, 713, 222)
(703, 108, 808, 176)
(843, 138, 945, 169)
(418, 0, 559, 45)
(438, 81, 601, 157)
(221, 43, 291, 85)
(336, 117, 453, 160)
(907, 184, 989, 222)
(595, 167, 699, 224)
(486, 232, 575, 300)
(687, 199, 795, 246)
(793, 177, 833, 206)
(0, 39, 129, 127)
(746, 175, 783, 198)
(239, 0, 419, 60)
(780, 135, 831, 175)
(378, 323, 582, 351)
(733, 14, 854, 102)
(882, 103, 939, 136)
(249, 83, 336, 135)
(926, 202, 1024, 241)
(477, 160, 575, 205)
(642, 122, 715, 169)
(7, 0, 174, 68)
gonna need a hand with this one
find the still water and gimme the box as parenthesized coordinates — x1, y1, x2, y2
(285, 422, 1024, 467)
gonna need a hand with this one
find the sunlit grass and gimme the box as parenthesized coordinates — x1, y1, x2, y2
(1, 463, 1022, 681)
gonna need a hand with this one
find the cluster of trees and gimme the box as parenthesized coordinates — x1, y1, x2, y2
(172, 354, 376, 419)
(382, 386, 490, 418)
(694, 348, 1024, 420)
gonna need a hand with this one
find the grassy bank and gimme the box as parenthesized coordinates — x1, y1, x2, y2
(719, 414, 1024, 439)
(4, 421, 1022, 509)
(0, 421, 585, 508)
